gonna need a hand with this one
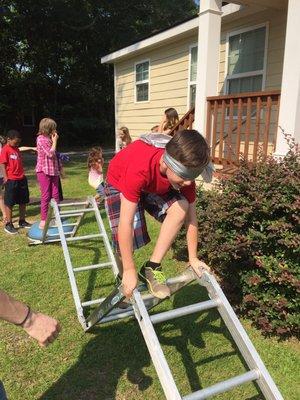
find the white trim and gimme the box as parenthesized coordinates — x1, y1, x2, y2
(134, 59, 150, 103)
(187, 43, 198, 110)
(224, 22, 269, 94)
(101, 4, 242, 64)
(114, 64, 118, 153)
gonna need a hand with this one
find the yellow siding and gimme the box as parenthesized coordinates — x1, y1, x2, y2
(115, 35, 196, 139)
(115, 8, 286, 141)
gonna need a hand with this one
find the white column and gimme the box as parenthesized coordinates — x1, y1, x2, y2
(194, 0, 222, 138)
(275, 0, 300, 156)
(114, 64, 118, 153)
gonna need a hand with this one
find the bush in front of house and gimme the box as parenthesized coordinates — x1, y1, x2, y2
(173, 134, 300, 338)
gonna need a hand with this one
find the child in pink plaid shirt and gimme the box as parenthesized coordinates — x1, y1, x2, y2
(35, 118, 60, 229)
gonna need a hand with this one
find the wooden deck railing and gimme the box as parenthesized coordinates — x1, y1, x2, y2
(206, 90, 281, 166)
(169, 107, 195, 136)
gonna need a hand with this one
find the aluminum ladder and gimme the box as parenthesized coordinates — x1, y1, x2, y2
(86, 265, 283, 400)
(49, 196, 119, 329)
(52, 198, 283, 399)
(28, 198, 89, 245)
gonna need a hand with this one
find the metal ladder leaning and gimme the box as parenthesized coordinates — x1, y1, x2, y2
(49, 196, 119, 328)
(52, 197, 283, 400)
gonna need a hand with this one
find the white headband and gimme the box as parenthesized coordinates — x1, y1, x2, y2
(163, 152, 204, 180)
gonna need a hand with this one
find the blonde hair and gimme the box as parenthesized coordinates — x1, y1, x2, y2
(119, 126, 132, 145)
(38, 118, 57, 136)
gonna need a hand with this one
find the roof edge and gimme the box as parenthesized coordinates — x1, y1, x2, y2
(101, 3, 242, 64)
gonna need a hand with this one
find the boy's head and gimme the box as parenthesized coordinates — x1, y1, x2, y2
(39, 118, 57, 136)
(163, 129, 210, 188)
(6, 130, 21, 147)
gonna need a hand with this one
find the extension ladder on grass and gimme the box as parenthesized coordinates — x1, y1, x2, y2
(48, 196, 119, 328)
(52, 197, 283, 400)
(87, 266, 283, 400)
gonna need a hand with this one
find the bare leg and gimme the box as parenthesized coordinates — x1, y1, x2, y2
(0, 196, 6, 223)
(5, 205, 12, 224)
(150, 199, 188, 263)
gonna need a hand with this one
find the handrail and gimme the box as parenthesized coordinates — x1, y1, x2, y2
(206, 90, 281, 166)
(169, 107, 195, 136)
(207, 90, 281, 101)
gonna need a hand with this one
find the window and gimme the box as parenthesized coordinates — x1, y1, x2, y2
(226, 25, 267, 95)
(135, 60, 149, 102)
(188, 45, 198, 108)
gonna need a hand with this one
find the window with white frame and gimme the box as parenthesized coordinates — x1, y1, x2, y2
(226, 25, 267, 95)
(189, 45, 198, 108)
(135, 60, 149, 102)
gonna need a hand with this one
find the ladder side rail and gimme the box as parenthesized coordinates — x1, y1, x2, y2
(51, 200, 87, 329)
(132, 290, 182, 400)
(69, 198, 90, 237)
(90, 196, 119, 277)
(198, 272, 283, 400)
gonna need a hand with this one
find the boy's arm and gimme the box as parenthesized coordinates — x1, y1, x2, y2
(118, 195, 138, 298)
(19, 146, 37, 152)
(0, 163, 7, 183)
(185, 202, 211, 272)
(185, 201, 199, 264)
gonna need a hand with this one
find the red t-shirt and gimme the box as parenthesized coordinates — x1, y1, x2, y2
(0, 144, 25, 180)
(107, 140, 196, 203)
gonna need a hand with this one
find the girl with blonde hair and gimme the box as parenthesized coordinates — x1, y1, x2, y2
(35, 118, 61, 228)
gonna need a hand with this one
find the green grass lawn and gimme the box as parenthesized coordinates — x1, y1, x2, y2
(0, 155, 299, 400)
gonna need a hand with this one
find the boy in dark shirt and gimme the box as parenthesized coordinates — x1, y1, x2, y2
(0, 130, 35, 235)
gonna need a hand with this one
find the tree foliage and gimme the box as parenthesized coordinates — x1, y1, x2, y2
(0, 0, 197, 144)
(173, 135, 300, 338)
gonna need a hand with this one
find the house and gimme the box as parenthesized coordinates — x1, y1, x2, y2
(101, 0, 300, 170)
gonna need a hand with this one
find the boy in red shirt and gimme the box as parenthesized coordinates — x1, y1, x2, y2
(105, 129, 210, 299)
(0, 130, 35, 235)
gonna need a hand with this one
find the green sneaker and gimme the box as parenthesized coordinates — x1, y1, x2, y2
(139, 265, 171, 299)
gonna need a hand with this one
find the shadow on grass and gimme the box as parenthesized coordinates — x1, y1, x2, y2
(39, 320, 153, 400)
(39, 282, 262, 399)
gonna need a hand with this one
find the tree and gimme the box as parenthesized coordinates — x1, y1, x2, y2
(0, 0, 197, 145)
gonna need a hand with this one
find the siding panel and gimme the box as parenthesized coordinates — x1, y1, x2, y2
(114, 8, 286, 140)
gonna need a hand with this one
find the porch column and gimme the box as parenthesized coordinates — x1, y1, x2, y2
(194, 0, 222, 138)
(275, 0, 300, 156)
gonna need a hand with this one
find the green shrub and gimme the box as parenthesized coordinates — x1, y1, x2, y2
(173, 135, 300, 338)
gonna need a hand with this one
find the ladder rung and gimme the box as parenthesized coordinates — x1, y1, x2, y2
(66, 234, 103, 242)
(60, 208, 94, 215)
(57, 213, 84, 218)
(82, 299, 102, 307)
(47, 231, 73, 237)
(150, 299, 219, 325)
(182, 370, 260, 400)
(73, 262, 113, 272)
(52, 223, 77, 228)
(59, 201, 89, 207)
